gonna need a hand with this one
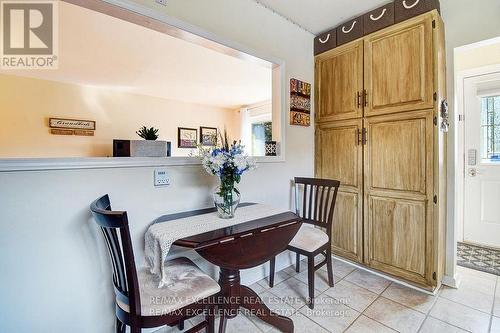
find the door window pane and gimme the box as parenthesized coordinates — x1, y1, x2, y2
(481, 96, 500, 160)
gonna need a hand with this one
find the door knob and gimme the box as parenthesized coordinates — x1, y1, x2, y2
(468, 168, 478, 177)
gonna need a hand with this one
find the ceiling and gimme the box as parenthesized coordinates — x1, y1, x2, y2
(257, 0, 390, 35)
(0, 2, 272, 109)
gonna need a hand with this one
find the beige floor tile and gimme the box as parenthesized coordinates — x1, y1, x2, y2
(154, 321, 195, 333)
(429, 297, 491, 333)
(283, 265, 298, 276)
(299, 294, 361, 333)
(344, 269, 391, 294)
(250, 281, 267, 295)
(418, 317, 468, 333)
(494, 278, 500, 317)
(294, 268, 338, 293)
(491, 316, 500, 333)
(214, 313, 263, 333)
(244, 291, 296, 332)
(267, 312, 330, 333)
(255, 271, 292, 291)
(457, 266, 497, 282)
(323, 280, 378, 312)
(345, 315, 396, 333)
(256, 278, 272, 291)
(364, 297, 425, 333)
(382, 283, 437, 314)
(332, 258, 357, 279)
(267, 277, 310, 309)
(439, 272, 496, 314)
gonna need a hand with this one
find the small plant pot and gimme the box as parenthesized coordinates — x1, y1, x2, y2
(131, 140, 169, 157)
(113, 140, 170, 157)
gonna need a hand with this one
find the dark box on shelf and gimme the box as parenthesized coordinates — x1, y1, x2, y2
(364, 3, 395, 35)
(337, 16, 364, 46)
(314, 28, 337, 55)
(394, 0, 440, 23)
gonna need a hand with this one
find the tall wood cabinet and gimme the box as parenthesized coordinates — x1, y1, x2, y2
(315, 11, 446, 289)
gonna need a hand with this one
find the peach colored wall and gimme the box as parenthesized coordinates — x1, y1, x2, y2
(0, 74, 240, 157)
(455, 40, 500, 72)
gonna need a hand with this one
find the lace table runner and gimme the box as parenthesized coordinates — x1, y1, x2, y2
(145, 204, 289, 287)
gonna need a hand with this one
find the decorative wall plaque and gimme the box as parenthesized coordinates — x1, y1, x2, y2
(290, 78, 311, 127)
(49, 118, 96, 130)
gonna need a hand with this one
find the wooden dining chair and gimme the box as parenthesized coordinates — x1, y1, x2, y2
(90, 194, 220, 333)
(268, 177, 340, 309)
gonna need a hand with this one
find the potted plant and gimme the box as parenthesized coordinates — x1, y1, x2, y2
(136, 126, 159, 140)
(198, 131, 256, 219)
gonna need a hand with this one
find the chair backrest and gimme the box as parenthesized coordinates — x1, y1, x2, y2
(90, 195, 141, 316)
(294, 177, 340, 232)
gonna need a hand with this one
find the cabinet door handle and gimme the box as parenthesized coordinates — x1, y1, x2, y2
(364, 90, 369, 107)
(362, 128, 367, 145)
(357, 91, 362, 108)
(357, 129, 362, 145)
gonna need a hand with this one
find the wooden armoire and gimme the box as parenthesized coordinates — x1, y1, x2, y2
(315, 10, 447, 290)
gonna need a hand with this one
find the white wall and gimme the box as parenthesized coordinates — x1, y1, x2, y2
(440, 0, 500, 283)
(0, 1, 314, 332)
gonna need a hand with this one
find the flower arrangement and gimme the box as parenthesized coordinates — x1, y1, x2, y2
(198, 130, 256, 218)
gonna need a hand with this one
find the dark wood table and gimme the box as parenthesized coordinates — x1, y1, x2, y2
(154, 203, 302, 333)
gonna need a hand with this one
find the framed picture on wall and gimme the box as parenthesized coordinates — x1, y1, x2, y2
(178, 127, 198, 148)
(200, 127, 218, 146)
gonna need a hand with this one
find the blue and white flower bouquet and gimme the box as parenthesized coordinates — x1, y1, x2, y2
(198, 131, 256, 218)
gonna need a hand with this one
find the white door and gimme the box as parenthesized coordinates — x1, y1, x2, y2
(464, 72, 500, 248)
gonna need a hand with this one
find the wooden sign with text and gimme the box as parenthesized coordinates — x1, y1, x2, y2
(49, 118, 96, 130)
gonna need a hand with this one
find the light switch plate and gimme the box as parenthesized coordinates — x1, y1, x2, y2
(154, 169, 170, 186)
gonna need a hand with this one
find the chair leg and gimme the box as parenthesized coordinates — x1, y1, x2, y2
(206, 308, 215, 333)
(326, 247, 334, 287)
(269, 256, 276, 287)
(130, 325, 141, 333)
(296, 252, 301, 273)
(115, 318, 125, 333)
(218, 313, 227, 333)
(307, 255, 315, 309)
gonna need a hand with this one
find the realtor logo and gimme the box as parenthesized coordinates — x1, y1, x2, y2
(1, 0, 58, 69)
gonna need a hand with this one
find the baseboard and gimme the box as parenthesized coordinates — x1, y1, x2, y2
(333, 256, 438, 296)
(441, 274, 461, 289)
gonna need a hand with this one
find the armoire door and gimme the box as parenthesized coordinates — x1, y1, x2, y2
(315, 40, 364, 123)
(364, 13, 434, 117)
(315, 119, 363, 263)
(364, 110, 435, 286)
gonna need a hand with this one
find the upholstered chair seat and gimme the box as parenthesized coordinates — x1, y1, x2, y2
(117, 257, 221, 316)
(268, 178, 340, 310)
(288, 224, 329, 253)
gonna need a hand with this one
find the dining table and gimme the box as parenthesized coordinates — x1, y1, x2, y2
(152, 203, 302, 333)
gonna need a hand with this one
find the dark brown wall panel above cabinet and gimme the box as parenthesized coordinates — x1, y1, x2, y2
(394, 0, 440, 23)
(314, 29, 337, 55)
(337, 16, 364, 46)
(364, 3, 395, 35)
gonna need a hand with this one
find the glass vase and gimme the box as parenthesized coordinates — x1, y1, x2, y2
(213, 185, 240, 219)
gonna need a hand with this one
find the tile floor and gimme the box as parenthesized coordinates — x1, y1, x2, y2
(155, 258, 500, 333)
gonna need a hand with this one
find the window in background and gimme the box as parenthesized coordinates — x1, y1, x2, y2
(251, 122, 272, 156)
(481, 95, 500, 160)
